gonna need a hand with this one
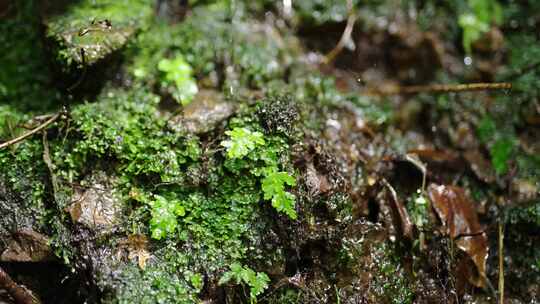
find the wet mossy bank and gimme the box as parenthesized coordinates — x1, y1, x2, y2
(1, 0, 539, 303)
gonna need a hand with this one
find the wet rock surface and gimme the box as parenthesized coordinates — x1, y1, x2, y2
(168, 90, 236, 134)
(1, 229, 54, 263)
(66, 172, 122, 231)
(44, 0, 153, 68)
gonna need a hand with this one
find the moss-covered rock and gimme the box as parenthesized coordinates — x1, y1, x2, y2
(45, 0, 154, 68)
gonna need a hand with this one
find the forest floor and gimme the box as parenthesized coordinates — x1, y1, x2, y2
(0, 1, 539, 303)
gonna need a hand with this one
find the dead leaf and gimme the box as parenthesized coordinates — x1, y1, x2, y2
(408, 148, 459, 164)
(382, 178, 413, 239)
(427, 184, 488, 287)
(130, 249, 150, 269)
(119, 234, 150, 269)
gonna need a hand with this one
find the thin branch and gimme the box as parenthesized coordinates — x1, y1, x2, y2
(364, 82, 512, 96)
(0, 112, 61, 150)
(323, 0, 356, 65)
(0, 266, 40, 304)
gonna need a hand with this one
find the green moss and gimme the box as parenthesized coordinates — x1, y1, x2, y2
(266, 288, 301, 304)
(0, 140, 49, 234)
(128, 4, 293, 89)
(110, 246, 199, 304)
(372, 243, 414, 304)
(53, 87, 200, 185)
(35, 82, 299, 302)
(292, 0, 355, 25)
(507, 202, 540, 227)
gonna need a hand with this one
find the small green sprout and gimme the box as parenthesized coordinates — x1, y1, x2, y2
(221, 127, 265, 159)
(458, 0, 502, 54)
(219, 263, 270, 303)
(158, 55, 198, 105)
(262, 170, 297, 219)
(149, 194, 185, 240)
(189, 273, 204, 291)
(221, 126, 297, 219)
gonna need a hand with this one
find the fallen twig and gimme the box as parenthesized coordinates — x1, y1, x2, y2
(323, 0, 356, 65)
(364, 82, 512, 96)
(0, 112, 61, 150)
(0, 266, 40, 304)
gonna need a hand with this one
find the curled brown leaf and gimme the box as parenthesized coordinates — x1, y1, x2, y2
(428, 184, 489, 287)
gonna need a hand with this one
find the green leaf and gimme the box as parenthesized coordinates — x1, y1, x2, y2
(218, 263, 270, 301)
(249, 272, 270, 298)
(189, 273, 203, 290)
(458, 0, 502, 54)
(261, 171, 297, 219)
(218, 270, 234, 286)
(158, 55, 198, 105)
(221, 127, 265, 159)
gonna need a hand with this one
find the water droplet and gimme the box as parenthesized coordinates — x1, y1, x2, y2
(464, 56, 473, 66)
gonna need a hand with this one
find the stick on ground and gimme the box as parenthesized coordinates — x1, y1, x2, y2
(0, 112, 61, 150)
(323, 0, 356, 65)
(364, 82, 512, 96)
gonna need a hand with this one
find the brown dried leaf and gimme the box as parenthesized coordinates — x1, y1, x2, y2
(382, 178, 413, 239)
(427, 184, 488, 287)
(408, 148, 460, 164)
(119, 234, 150, 270)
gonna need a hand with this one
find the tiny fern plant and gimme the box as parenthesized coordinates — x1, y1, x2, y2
(157, 55, 198, 105)
(221, 127, 297, 219)
(221, 127, 265, 159)
(218, 263, 270, 303)
(458, 0, 502, 54)
(261, 169, 297, 219)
